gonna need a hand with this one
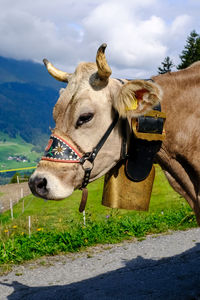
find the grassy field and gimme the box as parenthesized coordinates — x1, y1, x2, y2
(0, 165, 193, 223)
(0, 133, 40, 170)
(0, 133, 41, 184)
(0, 166, 197, 267)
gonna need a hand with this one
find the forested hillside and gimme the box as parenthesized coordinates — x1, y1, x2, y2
(0, 56, 65, 145)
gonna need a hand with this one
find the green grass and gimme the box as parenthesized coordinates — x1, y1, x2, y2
(0, 132, 41, 171)
(0, 166, 197, 267)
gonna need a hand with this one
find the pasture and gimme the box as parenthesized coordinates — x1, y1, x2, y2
(0, 133, 41, 185)
(0, 133, 40, 171)
(0, 166, 197, 271)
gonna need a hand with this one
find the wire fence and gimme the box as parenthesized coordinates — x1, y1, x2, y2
(0, 166, 36, 173)
(0, 168, 87, 237)
(0, 166, 36, 214)
(0, 191, 87, 238)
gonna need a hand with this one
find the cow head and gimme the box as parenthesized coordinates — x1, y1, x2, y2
(29, 44, 162, 200)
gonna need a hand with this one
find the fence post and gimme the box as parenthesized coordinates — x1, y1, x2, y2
(10, 199, 13, 220)
(0, 200, 4, 214)
(28, 216, 31, 237)
(21, 188, 23, 199)
(22, 199, 24, 213)
(83, 210, 86, 226)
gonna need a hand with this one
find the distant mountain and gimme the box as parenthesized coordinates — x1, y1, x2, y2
(0, 81, 57, 142)
(0, 56, 65, 145)
(0, 56, 64, 89)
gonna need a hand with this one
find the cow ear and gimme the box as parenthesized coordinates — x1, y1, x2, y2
(113, 80, 162, 118)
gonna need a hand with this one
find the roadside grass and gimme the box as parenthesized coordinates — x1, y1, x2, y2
(0, 166, 197, 267)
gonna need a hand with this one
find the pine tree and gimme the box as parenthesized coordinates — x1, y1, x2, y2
(177, 30, 200, 69)
(158, 56, 174, 74)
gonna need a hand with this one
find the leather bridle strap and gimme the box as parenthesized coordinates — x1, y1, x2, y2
(79, 112, 119, 189)
(78, 113, 119, 212)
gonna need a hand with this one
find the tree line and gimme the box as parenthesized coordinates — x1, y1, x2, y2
(158, 30, 200, 74)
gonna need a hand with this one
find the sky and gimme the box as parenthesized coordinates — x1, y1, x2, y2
(0, 0, 199, 78)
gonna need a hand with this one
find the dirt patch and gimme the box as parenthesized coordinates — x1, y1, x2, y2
(0, 182, 31, 212)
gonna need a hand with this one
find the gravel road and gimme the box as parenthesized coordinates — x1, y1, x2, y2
(0, 228, 200, 299)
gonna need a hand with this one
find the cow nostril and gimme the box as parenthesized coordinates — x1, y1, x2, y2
(37, 178, 47, 189)
(29, 176, 48, 198)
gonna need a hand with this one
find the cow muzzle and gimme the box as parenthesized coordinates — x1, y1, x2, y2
(29, 176, 48, 199)
(28, 170, 74, 200)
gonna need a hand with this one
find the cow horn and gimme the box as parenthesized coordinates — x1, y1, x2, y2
(43, 59, 70, 82)
(96, 43, 112, 80)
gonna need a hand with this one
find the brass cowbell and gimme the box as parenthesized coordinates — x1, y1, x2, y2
(102, 161, 155, 211)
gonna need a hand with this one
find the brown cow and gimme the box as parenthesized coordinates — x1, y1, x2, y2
(153, 63, 200, 225)
(29, 44, 200, 225)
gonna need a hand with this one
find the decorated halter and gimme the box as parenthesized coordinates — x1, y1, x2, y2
(42, 134, 82, 163)
(42, 114, 119, 211)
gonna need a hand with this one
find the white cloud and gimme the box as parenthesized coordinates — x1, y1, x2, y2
(0, 0, 199, 77)
(171, 15, 191, 34)
(81, 1, 167, 77)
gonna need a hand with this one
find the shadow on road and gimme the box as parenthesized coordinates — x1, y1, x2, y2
(1, 243, 200, 300)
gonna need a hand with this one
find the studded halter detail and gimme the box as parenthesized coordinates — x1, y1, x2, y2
(42, 134, 82, 163)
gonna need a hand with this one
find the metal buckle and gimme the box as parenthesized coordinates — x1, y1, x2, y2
(80, 152, 95, 169)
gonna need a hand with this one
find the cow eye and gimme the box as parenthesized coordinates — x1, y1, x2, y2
(76, 113, 94, 127)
